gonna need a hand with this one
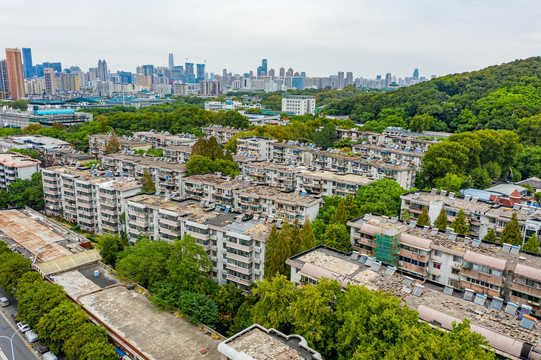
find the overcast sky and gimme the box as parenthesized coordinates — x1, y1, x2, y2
(4, 0, 541, 79)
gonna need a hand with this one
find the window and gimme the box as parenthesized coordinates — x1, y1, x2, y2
(431, 274, 440, 282)
(434, 250, 442, 257)
(433, 262, 441, 270)
(451, 267, 460, 275)
(453, 255, 462, 263)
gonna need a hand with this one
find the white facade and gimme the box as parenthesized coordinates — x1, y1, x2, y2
(0, 153, 41, 190)
(236, 137, 278, 161)
(281, 94, 316, 115)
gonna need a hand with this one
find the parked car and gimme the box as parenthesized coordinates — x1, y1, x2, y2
(34, 342, 49, 354)
(43, 352, 58, 360)
(0, 297, 9, 307)
(24, 330, 38, 343)
(16, 322, 30, 333)
(10, 314, 17, 323)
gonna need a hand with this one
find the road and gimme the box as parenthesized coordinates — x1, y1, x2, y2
(0, 289, 38, 360)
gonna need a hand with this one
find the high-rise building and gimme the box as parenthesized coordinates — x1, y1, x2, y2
(279, 67, 285, 77)
(168, 53, 174, 68)
(42, 62, 62, 73)
(43, 68, 56, 96)
(35, 64, 44, 78)
(22, 48, 33, 78)
(117, 71, 132, 84)
(196, 64, 205, 83)
(346, 72, 353, 86)
(141, 65, 154, 76)
(385, 72, 392, 87)
(286, 68, 294, 77)
(184, 63, 194, 83)
(5, 48, 25, 100)
(222, 69, 227, 76)
(337, 71, 345, 89)
(261, 59, 268, 76)
(268, 68, 275, 79)
(60, 73, 80, 92)
(0, 60, 9, 99)
(97, 59, 108, 81)
(413, 68, 419, 80)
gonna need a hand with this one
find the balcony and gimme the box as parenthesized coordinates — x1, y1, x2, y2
(399, 262, 428, 277)
(101, 207, 117, 216)
(225, 241, 253, 252)
(399, 249, 430, 263)
(459, 279, 500, 298)
(100, 192, 116, 200)
(226, 274, 251, 287)
(226, 253, 252, 264)
(226, 262, 253, 275)
(160, 227, 181, 237)
(159, 217, 179, 227)
(510, 281, 541, 299)
(460, 268, 503, 286)
(186, 230, 210, 241)
(102, 223, 119, 232)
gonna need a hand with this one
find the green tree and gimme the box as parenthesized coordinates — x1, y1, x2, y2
(451, 209, 469, 235)
(141, 170, 156, 193)
(421, 142, 469, 184)
(186, 154, 216, 175)
(300, 220, 317, 251)
(435, 173, 465, 193)
(331, 199, 349, 225)
(289, 220, 303, 259)
(470, 167, 492, 189)
(516, 146, 541, 179)
(263, 225, 280, 280)
(483, 228, 498, 243)
(78, 341, 117, 360)
(105, 132, 121, 154)
(417, 207, 431, 227)
(214, 283, 245, 318)
(176, 291, 218, 326)
(400, 209, 411, 221)
(523, 233, 540, 253)
(0, 250, 31, 296)
(485, 161, 502, 179)
(17, 282, 69, 328)
(252, 275, 298, 333)
(166, 234, 212, 292)
(268, 221, 292, 278)
(115, 238, 171, 288)
(322, 223, 351, 252)
(355, 178, 406, 216)
(290, 279, 341, 356)
(94, 234, 125, 267)
(434, 207, 448, 230)
(409, 113, 434, 132)
(500, 212, 522, 245)
(313, 123, 337, 149)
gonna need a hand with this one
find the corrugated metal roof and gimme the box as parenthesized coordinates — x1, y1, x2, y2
(37, 249, 101, 276)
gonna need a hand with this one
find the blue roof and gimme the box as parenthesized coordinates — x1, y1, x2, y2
(460, 188, 498, 201)
(34, 109, 75, 115)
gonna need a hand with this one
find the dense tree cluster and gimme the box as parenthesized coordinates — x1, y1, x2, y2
(186, 137, 239, 177)
(0, 172, 44, 210)
(325, 57, 541, 133)
(250, 275, 495, 360)
(312, 179, 406, 251)
(263, 220, 316, 280)
(0, 242, 116, 359)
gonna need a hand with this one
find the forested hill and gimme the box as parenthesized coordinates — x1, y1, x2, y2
(325, 57, 541, 133)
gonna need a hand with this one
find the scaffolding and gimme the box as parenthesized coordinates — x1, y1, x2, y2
(374, 230, 400, 266)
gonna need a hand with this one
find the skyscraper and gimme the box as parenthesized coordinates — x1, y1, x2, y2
(0, 60, 9, 99)
(142, 65, 154, 76)
(279, 67, 285, 77)
(268, 68, 275, 79)
(185, 63, 194, 83)
(337, 71, 345, 89)
(385, 73, 392, 87)
(168, 53, 174, 68)
(413, 68, 419, 80)
(286, 68, 294, 77)
(97, 59, 108, 81)
(196, 64, 205, 83)
(22, 48, 33, 78)
(5, 48, 25, 100)
(44, 67, 56, 96)
(346, 72, 353, 86)
(262, 59, 267, 76)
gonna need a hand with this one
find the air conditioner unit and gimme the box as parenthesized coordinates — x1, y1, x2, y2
(399, 261, 404, 266)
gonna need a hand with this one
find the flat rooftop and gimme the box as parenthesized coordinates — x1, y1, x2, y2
(102, 154, 187, 172)
(0, 153, 40, 167)
(56, 265, 222, 360)
(0, 209, 72, 262)
(44, 166, 142, 191)
(183, 173, 246, 189)
(236, 186, 323, 206)
(300, 170, 375, 185)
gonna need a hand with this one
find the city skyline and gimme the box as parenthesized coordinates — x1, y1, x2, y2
(3, 0, 540, 78)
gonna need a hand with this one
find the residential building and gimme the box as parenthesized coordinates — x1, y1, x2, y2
(88, 134, 152, 158)
(517, 177, 541, 194)
(241, 162, 298, 190)
(39, 148, 93, 167)
(162, 145, 193, 163)
(181, 174, 245, 208)
(43, 67, 56, 95)
(97, 59, 108, 82)
(201, 125, 241, 144)
(42, 166, 141, 234)
(352, 143, 424, 169)
(0, 60, 9, 97)
(236, 137, 278, 160)
(5, 48, 25, 100)
(124, 194, 272, 291)
(286, 244, 540, 360)
(217, 324, 322, 360)
(0, 153, 40, 190)
(348, 213, 541, 313)
(0, 108, 92, 128)
(100, 153, 187, 195)
(0, 135, 70, 152)
(131, 131, 198, 148)
(400, 189, 541, 241)
(281, 94, 316, 115)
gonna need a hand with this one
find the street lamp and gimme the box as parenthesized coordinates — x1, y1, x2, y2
(0, 327, 21, 360)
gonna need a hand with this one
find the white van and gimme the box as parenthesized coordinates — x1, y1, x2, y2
(24, 330, 38, 343)
(0, 297, 9, 307)
(43, 352, 58, 360)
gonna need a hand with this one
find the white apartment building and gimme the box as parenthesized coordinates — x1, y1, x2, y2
(201, 126, 241, 144)
(180, 174, 323, 223)
(400, 190, 541, 242)
(281, 94, 316, 115)
(131, 131, 198, 148)
(88, 134, 152, 158)
(236, 137, 278, 161)
(100, 154, 187, 195)
(0, 153, 41, 190)
(42, 166, 141, 234)
(124, 194, 271, 292)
